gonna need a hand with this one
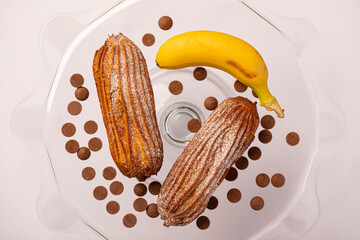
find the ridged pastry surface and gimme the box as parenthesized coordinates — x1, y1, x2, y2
(157, 96, 259, 226)
(92, 33, 163, 181)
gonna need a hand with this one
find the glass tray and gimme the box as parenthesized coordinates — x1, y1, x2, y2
(11, 0, 346, 239)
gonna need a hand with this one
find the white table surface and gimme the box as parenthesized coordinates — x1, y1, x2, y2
(1, 0, 359, 239)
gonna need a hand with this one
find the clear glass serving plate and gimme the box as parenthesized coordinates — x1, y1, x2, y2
(11, 0, 346, 239)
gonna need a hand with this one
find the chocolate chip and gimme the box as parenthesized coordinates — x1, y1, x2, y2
(110, 181, 124, 195)
(196, 216, 210, 230)
(133, 198, 147, 212)
(207, 196, 218, 210)
(61, 123, 76, 137)
(134, 183, 147, 196)
(250, 196, 264, 210)
(256, 173, 270, 188)
(146, 203, 159, 218)
(82, 167, 95, 181)
(235, 156, 249, 170)
(106, 201, 120, 214)
(103, 167, 117, 180)
(158, 16, 173, 30)
(70, 74, 84, 88)
(187, 119, 201, 133)
(261, 115, 275, 129)
(149, 181, 162, 195)
(286, 132, 300, 146)
(225, 167, 238, 181)
(252, 90, 258, 98)
(227, 188, 241, 203)
(258, 130, 272, 144)
(204, 96, 218, 110)
(67, 101, 82, 115)
(65, 140, 79, 154)
(123, 214, 137, 228)
(93, 186, 108, 200)
(168, 80, 183, 95)
(84, 120, 98, 134)
(75, 87, 89, 101)
(271, 173, 285, 187)
(193, 67, 207, 81)
(248, 146, 261, 160)
(234, 80, 248, 93)
(88, 137, 102, 152)
(77, 147, 90, 160)
(142, 33, 155, 47)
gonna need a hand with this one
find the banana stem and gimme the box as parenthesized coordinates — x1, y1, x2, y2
(261, 97, 284, 118)
(252, 84, 284, 118)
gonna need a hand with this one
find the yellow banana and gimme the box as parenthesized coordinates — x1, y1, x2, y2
(155, 30, 284, 118)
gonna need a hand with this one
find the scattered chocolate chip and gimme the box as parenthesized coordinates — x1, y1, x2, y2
(250, 196, 264, 210)
(61, 123, 76, 137)
(70, 74, 84, 88)
(207, 196, 218, 210)
(134, 183, 147, 196)
(196, 216, 210, 230)
(82, 167, 95, 181)
(142, 33, 155, 47)
(271, 173, 285, 187)
(133, 198, 148, 212)
(158, 16, 173, 30)
(77, 147, 91, 160)
(168, 80, 183, 95)
(258, 130, 272, 144)
(149, 181, 162, 195)
(187, 119, 201, 133)
(65, 140, 79, 154)
(225, 167, 238, 181)
(84, 120, 98, 134)
(227, 188, 241, 203)
(88, 137, 102, 152)
(110, 181, 124, 195)
(103, 167, 117, 180)
(261, 115, 275, 129)
(93, 186, 108, 200)
(123, 214, 137, 228)
(252, 90, 258, 98)
(75, 87, 89, 101)
(235, 156, 249, 170)
(256, 173, 270, 188)
(286, 132, 300, 146)
(106, 201, 120, 214)
(204, 96, 218, 110)
(234, 80, 248, 93)
(248, 146, 261, 160)
(67, 101, 82, 115)
(193, 67, 207, 81)
(146, 203, 159, 218)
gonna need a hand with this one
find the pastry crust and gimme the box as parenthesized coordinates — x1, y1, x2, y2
(92, 34, 163, 181)
(157, 96, 259, 226)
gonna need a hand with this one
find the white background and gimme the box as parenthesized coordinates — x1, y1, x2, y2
(1, 0, 359, 239)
